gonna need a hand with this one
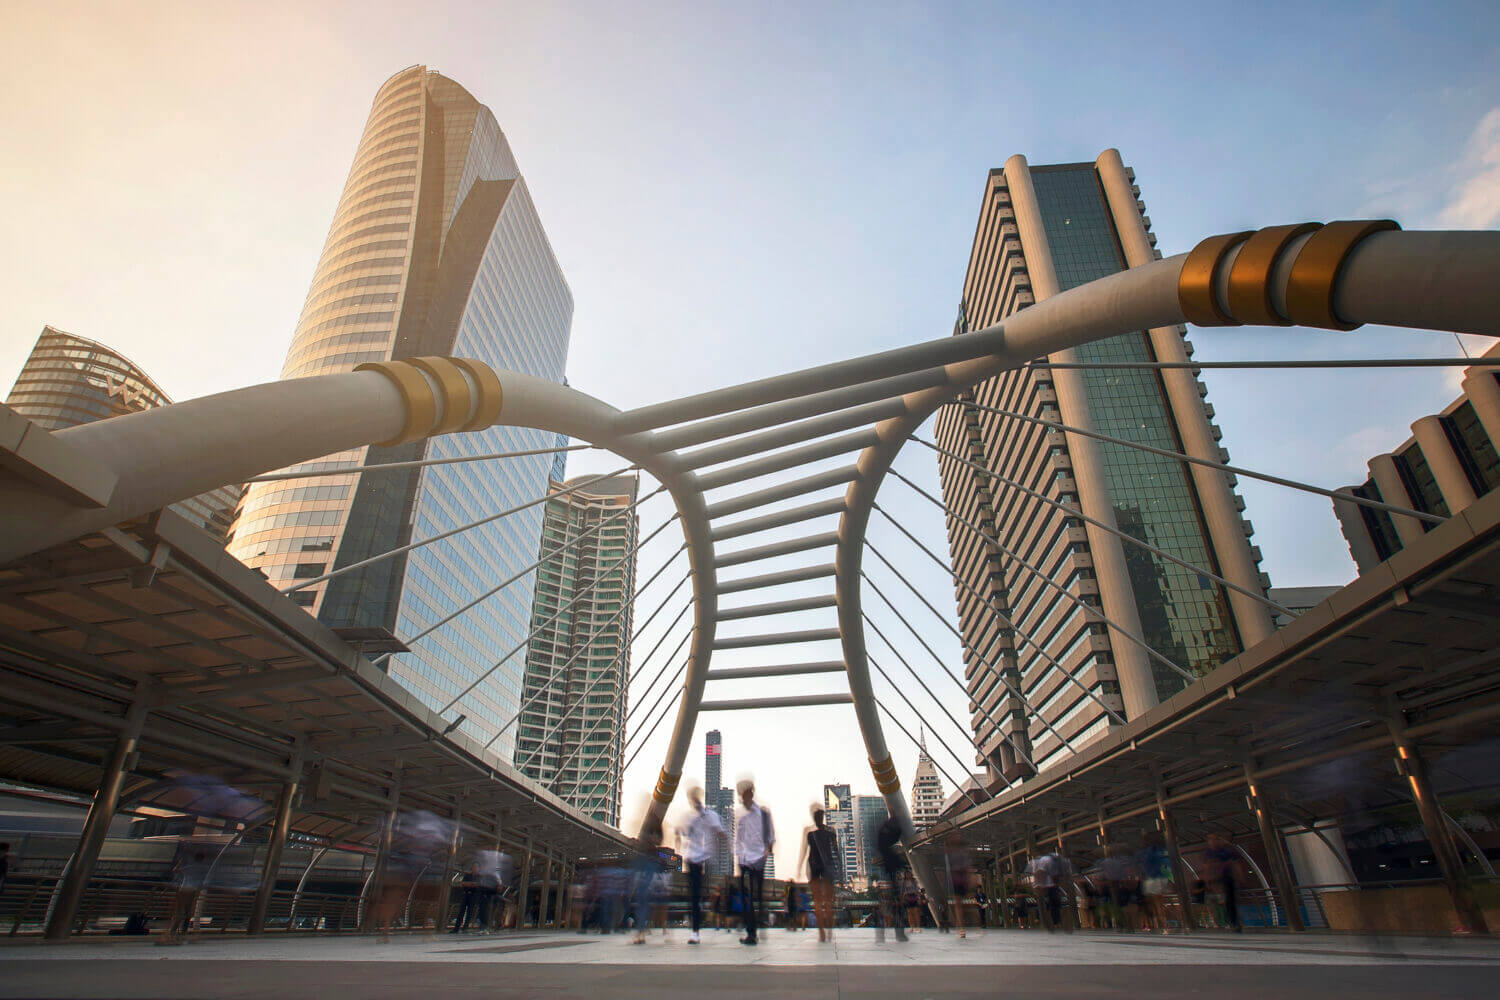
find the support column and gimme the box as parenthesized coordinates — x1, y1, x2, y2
(249, 757, 302, 935)
(539, 854, 553, 928)
(1244, 764, 1305, 932)
(1412, 415, 1477, 511)
(1391, 728, 1489, 933)
(1461, 370, 1500, 447)
(1154, 776, 1194, 933)
(361, 771, 401, 932)
(514, 839, 533, 929)
(1004, 152, 1158, 718)
(1369, 454, 1426, 549)
(434, 802, 462, 931)
(1096, 148, 1274, 650)
(45, 699, 146, 940)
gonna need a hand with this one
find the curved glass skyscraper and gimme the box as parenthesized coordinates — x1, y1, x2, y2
(228, 66, 573, 755)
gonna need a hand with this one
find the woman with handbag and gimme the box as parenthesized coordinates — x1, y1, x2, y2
(801, 807, 841, 943)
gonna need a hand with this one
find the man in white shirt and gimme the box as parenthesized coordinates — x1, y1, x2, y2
(677, 786, 726, 944)
(733, 779, 774, 945)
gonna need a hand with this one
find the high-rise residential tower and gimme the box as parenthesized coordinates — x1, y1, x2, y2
(226, 66, 573, 755)
(5, 327, 240, 541)
(910, 735, 946, 830)
(935, 150, 1270, 786)
(704, 730, 735, 876)
(514, 474, 638, 825)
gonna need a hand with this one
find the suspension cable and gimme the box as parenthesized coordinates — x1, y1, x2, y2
(912, 434, 1294, 618)
(618, 683, 685, 777)
(957, 400, 1445, 525)
(434, 538, 684, 715)
(537, 642, 633, 799)
(864, 544, 1094, 759)
(862, 612, 1017, 789)
(869, 688, 985, 813)
(615, 629, 694, 760)
(511, 568, 692, 768)
(871, 503, 1128, 726)
(283, 464, 640, 593)
(245, 443, 596, 483)
(482, 566, 689, 753)
(620, 655, 690, 767)
(619, 606, 695, 730)
(887, 467, 1199, 687)
(1028, 357, 1500, 372)
(862, 571, 1058, 767)
(406, 504, 679, 674)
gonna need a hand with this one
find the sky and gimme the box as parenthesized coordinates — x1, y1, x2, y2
(3, 0, 1498, 875)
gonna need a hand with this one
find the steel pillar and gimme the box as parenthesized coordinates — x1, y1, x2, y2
(249, 761, 301, 934)
(539, 855, 553, 928)
(44, 698, 146, 940)
(434, 803, 462, 931)
(1244, 764, 1305, 932)
(1391, 730, 1490, 933)
(1154, 776, 1194, 933)
(515, 839, 532, 929)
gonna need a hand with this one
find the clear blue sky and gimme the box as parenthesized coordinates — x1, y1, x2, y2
(3, 0, 1497, 867)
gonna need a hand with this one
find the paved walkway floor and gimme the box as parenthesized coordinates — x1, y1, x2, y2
(3, 928, 1497, 998)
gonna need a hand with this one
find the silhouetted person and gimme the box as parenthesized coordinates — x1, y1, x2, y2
(451, 863, 481, 933)
(734, 779, 774, 946)
(874, 815, 908, 943)
(800, 807, 840, 943)
(1203, 833, 1244, 932)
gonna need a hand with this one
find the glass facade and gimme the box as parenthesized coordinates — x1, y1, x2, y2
(5, 328, 240, 541)
(1030, 166, 1239, 696)
(514, 475, 638, 825)
(227, 67, 573, 756)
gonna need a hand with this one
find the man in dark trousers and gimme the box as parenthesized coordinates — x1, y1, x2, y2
(451, 863, 481, 933)
(733, 779, 774, 946)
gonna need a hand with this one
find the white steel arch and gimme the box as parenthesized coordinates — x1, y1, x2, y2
(1, 222, 1495, 875)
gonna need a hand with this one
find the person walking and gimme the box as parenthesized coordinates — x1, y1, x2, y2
(733, 779, 773, 946)
(800, 807, 841, 943)
(874, 814, 908, 943)
(1203, 833, 1244, 932)
(902, 871, 922, 933)
(677, 786, 727, 945)
(631, 820, 665, 945)
(451, 863, 481, 933)
(1137, 831, 1173, 934)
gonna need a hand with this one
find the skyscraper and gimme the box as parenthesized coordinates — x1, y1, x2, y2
(1334, 342, 1500, 572)
(935, 150, 1270, 786)
(5, 327, 240, 541)
(910, 734, 946, 830)
(514, 474, 638, 825)
(704, 730, 735, 876)
(852, 794, 888, 883)
(226, 66, 573, 755)
(822, 783, 857, 883)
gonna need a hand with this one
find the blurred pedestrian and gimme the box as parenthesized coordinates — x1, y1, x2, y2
(157, 847, 209, 945)
(451, 863, 481, 933)
(1138, 831, 1172, 934)
(677, 785, 726, 945)
(1203, 833, 1244, 932)
(943, 831, 975, 939)
(783, 881, 801, 931)
(800, 806, 841, 943)
(1027, 850, 1069, 932)
(0, 842, 10, 896)
(734, 779, 774, 946)
(873, 814, 908, 943)
(902, 871, 922, 933)
(631, 820, 665, 945)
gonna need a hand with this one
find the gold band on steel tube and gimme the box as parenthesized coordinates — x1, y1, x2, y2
(653, 767, 681, 804)
(870, 755, 901, 795)
(1177, 231, 1252, 327)
(450, 357, 505, 431)
(1225, 222, 1323, 326)
(408, 356, 475, 435)
(1284, 220, 1400, 331)
(355, 360, 439, 446)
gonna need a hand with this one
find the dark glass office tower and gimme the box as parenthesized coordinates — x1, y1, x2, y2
(227, 66, 573, 756)
(704, 730, 735, 876)
(935, 150, 1270, 785)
